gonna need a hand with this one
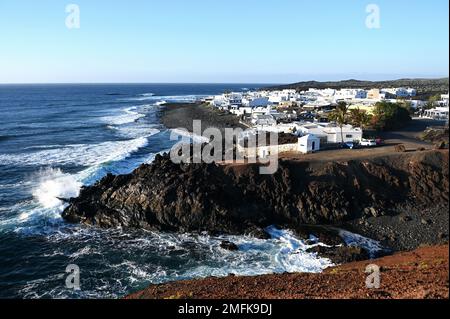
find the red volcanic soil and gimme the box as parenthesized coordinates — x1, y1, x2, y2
(127, 245, 449, 299)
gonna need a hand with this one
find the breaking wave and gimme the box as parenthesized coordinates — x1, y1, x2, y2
(101, 107, 146, 125)
(122, 94, 205, 103)
(16, 225, 335, 299)
(32, 168, 82, 209)
(0, 137, 149, 167)
(338, 229, 387, 257)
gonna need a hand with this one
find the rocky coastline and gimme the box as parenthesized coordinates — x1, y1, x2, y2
(62, 146, 449, 252)
(126, 244, 449, 299)
(60, 102, 449, 298)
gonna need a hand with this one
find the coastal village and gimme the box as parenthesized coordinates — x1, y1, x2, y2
(201, 87, 449, 157)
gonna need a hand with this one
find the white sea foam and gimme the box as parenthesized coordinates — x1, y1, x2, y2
(0, 137, 149, 167)
(15, 225, 336, 299)
(101, 105, 161, 139)
(123, 94, 206, 103)
(155, 100, 167, 106)
(107, 125, 160, 139)
(265, 226, 334, 273)
(101, 106, 145, 125)
(32, 168, 82, 209)
(0, 134, 151, 230)
(338, 229, 384, 257)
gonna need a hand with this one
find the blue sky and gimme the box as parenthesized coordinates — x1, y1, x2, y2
(0, 0, 448, 83)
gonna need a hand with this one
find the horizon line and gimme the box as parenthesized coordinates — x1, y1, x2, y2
(0, 76, 448, 86)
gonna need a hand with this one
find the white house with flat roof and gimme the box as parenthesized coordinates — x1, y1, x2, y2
(255, 122, 301, 134)
(298, 134, 321, 154)
(237, 132, 320, 158)
(228, 93, 243, 106)
(422, 107, 449, 120)
(251, 114, 277, 126)
(381, 88, 416, 98)
(251, 105, 272, 116)
(323, 125, 363, 143)
(440, 94, 449, 107)
(297, 123, 329, 142)
(242, 97, 270, 107)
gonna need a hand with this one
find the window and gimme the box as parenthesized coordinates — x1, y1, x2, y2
(346, 134, 353, 138)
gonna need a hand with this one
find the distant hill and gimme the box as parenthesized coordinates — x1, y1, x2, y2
(265, 78, 449, 98)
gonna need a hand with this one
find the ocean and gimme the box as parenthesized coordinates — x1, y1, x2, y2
(0, 84, 370, 299)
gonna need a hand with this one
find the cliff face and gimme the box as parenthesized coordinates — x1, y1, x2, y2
(62, 150, 449, 236)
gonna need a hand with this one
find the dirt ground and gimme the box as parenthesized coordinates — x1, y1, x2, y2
(219, 118, 447, 166)
(126, 245, 449, 299)
(280, 118, 445, 163)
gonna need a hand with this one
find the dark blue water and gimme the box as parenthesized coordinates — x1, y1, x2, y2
(0, 84, 366, 299)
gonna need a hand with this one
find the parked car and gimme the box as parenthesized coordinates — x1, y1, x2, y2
(375, 138, 384, 146)
(341, 142, 355, 149)
(360, 138, 377, 147)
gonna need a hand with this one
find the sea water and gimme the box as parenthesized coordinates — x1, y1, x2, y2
(0, 84, 378, 299)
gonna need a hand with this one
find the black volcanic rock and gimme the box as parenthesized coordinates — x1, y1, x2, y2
(220, 241, 239, 251)
(306, 245, 370, 264)
(62, 150, 449, 238)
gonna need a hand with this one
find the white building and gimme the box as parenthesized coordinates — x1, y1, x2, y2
(381, 88, 416, 98)
(212, 95, 229, 108)
(298, 134, 321, 154)
(422, 107, 449, 120)
(296, 122, 362, 144)
(237, 133, 320, 158)
(242, 97, 270, 107)
(440, 94, 449, 107)
(355, 90, 368, 99)
(409, 100, 427, 109)
(296, 123, 329, 142)
(228, 93, 243, 106)
(229, 105, 253, 116)
(335, 89, 367, 100)
(406, 88, 417, 97)
(251, 106, 272, 116)
(255, 122, 300, 134)
(251, 114, 277, 126)
(323, 125, 363, 143)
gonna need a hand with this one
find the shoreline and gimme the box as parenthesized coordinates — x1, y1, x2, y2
(127, 244, 449, 299)
(157, 102, 449, 252)
(159, 102, 247, 135)
(62, 102, 449, 299)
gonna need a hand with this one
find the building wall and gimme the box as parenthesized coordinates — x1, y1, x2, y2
(298, 137, 321, 154)
(348, 104, 376, 115)
(325, 129, 362, 143)
(367, 89, 380, 100)
(238, 143, 299, 158)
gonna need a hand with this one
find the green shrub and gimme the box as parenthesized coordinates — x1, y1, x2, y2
(372, 101, 412, 131)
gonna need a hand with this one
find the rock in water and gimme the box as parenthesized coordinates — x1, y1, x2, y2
(220, 241, 239, 251)
(306, 245, 370, 264)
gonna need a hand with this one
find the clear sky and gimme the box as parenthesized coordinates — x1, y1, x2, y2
(0, 0, 448, 84)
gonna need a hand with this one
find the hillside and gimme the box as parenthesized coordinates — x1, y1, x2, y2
(265, 78, 449, 97)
